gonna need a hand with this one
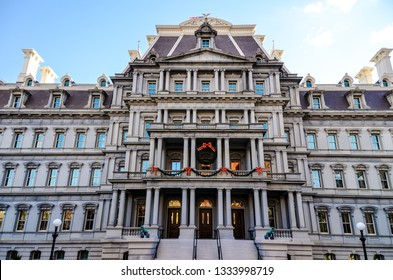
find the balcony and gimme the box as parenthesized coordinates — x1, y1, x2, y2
(149, 123, 266, 132)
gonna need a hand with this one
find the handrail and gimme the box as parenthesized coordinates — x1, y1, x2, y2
(249, 229, 263, 260)
(192, 228, 199, 260)
(152, 227, 164, 260)
(214, 229, 223, 260)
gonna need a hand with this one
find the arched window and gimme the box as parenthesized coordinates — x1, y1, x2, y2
(29, 250, 41, 260)
(54, 250, 65, 260)
(168, 200, 181, 207)
(324, 253, 336, 260)
(77, 250, 89, 260)
(383, 79, 389, 87)
(26, 79, 33, 86)
(349, 253, 360, 260)
(231, 200, 244, 208)
(199, 200, 212, 208)
(374, 254, 385, 260)
(63, 79, 70, 87)
(100, 80, 107, 87)
(343, 80, 350, 87)
(306, 80, 312, 88)
(6, 250, 20, 260)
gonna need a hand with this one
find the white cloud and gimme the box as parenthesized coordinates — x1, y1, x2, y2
(370, 23, 393, 46)
(304, 2, 323, 14)
(327, 0, 358, 12)
(306, 27, 333, 47)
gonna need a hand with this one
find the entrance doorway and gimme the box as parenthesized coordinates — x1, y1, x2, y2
(232, 209, 245, 239)
(199, 208, 213, 238)
(167, 208, 181, 238)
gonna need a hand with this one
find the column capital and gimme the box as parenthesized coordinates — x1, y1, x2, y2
(214, 68, 220, 72)
(193, 69, 198, 72)
(248, 69, 253, 72)
(220, 69, 226, 72)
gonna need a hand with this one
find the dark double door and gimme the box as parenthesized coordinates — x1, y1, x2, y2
(199, 208, 213, 239)
(167, 208, 181, 238)
(232, 209, 245, 239)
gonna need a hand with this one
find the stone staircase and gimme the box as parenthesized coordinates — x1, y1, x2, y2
(221, 239, 258, 260)
(196, 240, 220, 260)
(155, 239, 194, 260)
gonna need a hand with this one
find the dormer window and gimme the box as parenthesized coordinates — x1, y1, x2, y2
(202, 39, 210, 48)
(85, 88, 107, 109)
(53, 96, 61, 108)
(92, 96, 101, 109)
(63, 79, 70, 87)
(7, 87, 30, 109)
(46, 88, 69, 109)
(306, 80, 313, 88)
(343, 80, 350, 87)
(306, 90, 329, 110)
(345, 89, 368, 110)
(383, 79, 389, 87)
(312, 97, 321, 109)
(26, 79, 33, 86)
(13, 95, 22, 108)
(353, 97, 362, 109)
(100, 80, 107, 87)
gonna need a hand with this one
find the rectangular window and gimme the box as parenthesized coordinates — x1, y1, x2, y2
(4, 168, 15, 186)
(171, 161, 181, 176)
(379, 170, 389, 189)
(0, 210, 5, 229)
(317, 211, 329, 233)
(307, 133, 317, 149)
(341, 212, 352, 234)
(148, 81, 157, 94)
(25, 168, 37, 187)
(260, 122, 268, 138)
(76, 132, 86, 148)
(48, 168, 59, 186)
(371, 134, 381, 150)
(16, 210, 27, 231)
(55, 133, 65, 148)
(54, 250, 65, 260)
(312, 169, 322, 188)
(69, 168, 80, 186)
(356, 171, 367, 189)
(255, 82, 265, 94)
(388, 213, 393, 234)
(61, 209, 73, 231)
(312, 97, 321, 109)
(91, 167, 101, 186)
(13, 132, 23, 148)
(365, 212, 376, 235)
(144, 122, 151, 138)
(202, 39, 210, 48)
(34, 133, 44, 148)
(38, 209, 50, 231)
(328, 134, 337, 149)
(84, 209, 95, 231)
(175, 81, 183, 92)
(228, 81, 237, 92)
(353, 97, 362, 109)
(284, 130, 290, 143)
(52, 96, 61, 108)
(122, 129, 128, 143)
(349, 134, 359, 150)
(92, 96, 101, 108)
(13, 95, 22, 108)
(201, 81, 210, 92)
(334, 170, 344, 188)
(141, 159, 149, 174)
(96, 132, 106, 148)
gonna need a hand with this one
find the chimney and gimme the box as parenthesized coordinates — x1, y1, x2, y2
(128, 49, 141, 62)
(40, 66, 58, 83)
(17, 49, 44, 83)
(355, 66, 373, 84)
(370, 48, 393, 81)
(271, 49, 283, 61)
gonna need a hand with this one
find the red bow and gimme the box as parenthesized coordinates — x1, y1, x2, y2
(150, 166, 158, 175)
(220, 167, 228, 175)
(255, 167, 264, 175)
(197, 142, 216, 152)
(185, 167, 192, 176)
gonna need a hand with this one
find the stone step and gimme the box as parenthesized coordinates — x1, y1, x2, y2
(156, 239, 193, 260)
(221, 240, 258, 260)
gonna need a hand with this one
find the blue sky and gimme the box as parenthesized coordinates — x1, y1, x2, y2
(0, 0, 392, 83)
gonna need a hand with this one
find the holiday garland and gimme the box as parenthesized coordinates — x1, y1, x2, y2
(150, 166, 266, 177)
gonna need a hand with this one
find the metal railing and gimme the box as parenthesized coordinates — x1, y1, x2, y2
(249, 229, 263, 260)
(152, 227, 164, 260)
(192, 228, 199, 260)
(214, 229, 223, 260)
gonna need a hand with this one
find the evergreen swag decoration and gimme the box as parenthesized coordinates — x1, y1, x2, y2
(150, 166, 265, 177)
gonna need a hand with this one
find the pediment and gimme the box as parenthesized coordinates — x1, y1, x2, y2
(162, 49, 250, 63)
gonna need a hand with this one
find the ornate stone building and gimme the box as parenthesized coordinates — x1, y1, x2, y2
(0, 17, 392, 260)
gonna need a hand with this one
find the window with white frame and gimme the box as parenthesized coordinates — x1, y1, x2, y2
(54, 131, 65, 148)
(52, 95, 61, 108)
(379, 170, 390, 189)
(15, 205, 30, 231)
(361, 208, 377, 235)
(371, 133, 381, 150)
(3, 164, 16, 186)
(47, 163, 60, 187)
(144, 120, 151, 138)
(307, 133, 317, 149)
(201, 81, 210, 92)
(175, 81, 183, 92)
(201, 39, 210, 48)
(61, 206, 74, 231)
(92, 96, 101, 109)
(327, 133, 338, 149)
(334, 170, 345, 188)
(25, 164, 38, 187)
(118, 160, 125, 172)
(83, 206, 96, 231)
(349, 253, 360, 260)
(0, 205, 8, 230)
(90, 163, 102, 186)
(311, 168, 322, 188)
(96, 131, 106, 148)
(383, 79, 389, 87)
(388, 212, 393, 234)
(75, 131, 86, 148)
(69, 163, 81, 186)
(38, 208, 51, 231)
(354, 165, 368, 189)
(13, 131, 24, 148)
(13, 95, 22, 108)
(228, 81, 237, 92)
(29, 250, 41, 260)
(141, 158, 149, 174)
(77, 250, 89, 260)
(255, 81, 265, 94)
(316, 207, 330, 233)
(148, 81, 157, 94)
(348, 133, 359, 150)
(337, 207, 354, 234)
(312, 97, 321, 109)
(122, 128, 128, 143)
(33, 131, 45, 148)
(353, 97, 362, 109)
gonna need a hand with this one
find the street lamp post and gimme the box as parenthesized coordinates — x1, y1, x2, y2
(49, 219, 62, 260)
(356, 222, 368, 260)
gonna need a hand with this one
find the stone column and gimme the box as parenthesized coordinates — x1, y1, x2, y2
(163, 109, 168, 123)
(242, 70, 247, 91)
(243, 109, 249, 124)
(192, 109, 197, 123)
(225, 189, 232, 227)
(296, 191, 305, 228)
(288, 191, 297, 229)
(190, 138, 196, 168)
(155, 138, 162, 168)
(165, 70, 170, 91)
(214, 69, 219, 91)
(275, 150, 283, 173)
(187, 69, 192, 91)
(117, 190, 126, 227)
(149, 138, 155, 168)
(217, 188, 224, 226)
(132, 72, 138, 93)
(193, 69, 198, 91)
(274, 72, 280, 93)
(280, 196, 288, 228)
(253, 189, 262, 227)
(181, 188, 188, 226)
(152, 188, 160, 225)
(217, 138, 222, 168)
(159, 70, 164, 91)
(186, 110, 191, 123)
(134, 111, 140, 137)
(250, 139, 258, 169)
(248, 69, 254, 91)
(108, 190, 118, 227)
(215, 109, 220, 123)
(261, 189, 269, 227)
(157, 109, 162, 123)
(144, 188, 152, 226)
(257, 139, 264, 167)
(221, 109, 226, 123)
(183, 137, 189, 168)
(137, 72, 143, 93)
(309, 201, 317, 233)
(189, 188, 196, 226)
(220, 70, 226, 91)
(250, 110, 255, 123)
(128, 111, 134, 137)
(224, 138, 230, 168)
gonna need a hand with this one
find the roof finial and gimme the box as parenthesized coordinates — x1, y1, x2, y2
(272, 39, 275, 51)
(202, 13, 210, 21)
(137, 40, 140, 51)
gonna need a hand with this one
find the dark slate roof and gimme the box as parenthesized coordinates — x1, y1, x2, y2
(0, 89, 113, 109)
(150, 36, 179, 58)
(171, 35, 196, 56)
(232, 36, 260, 57)
(300, 90, 391, 110)
(215, 36, 240, 56)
